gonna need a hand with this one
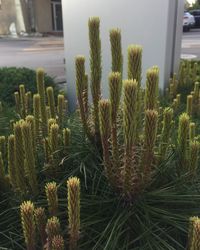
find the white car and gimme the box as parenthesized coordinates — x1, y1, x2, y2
(183, 12, 195, 31)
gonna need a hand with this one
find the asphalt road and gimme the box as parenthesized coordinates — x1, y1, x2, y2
(0, 36, 65, 83)
(181, 28, 200, 60)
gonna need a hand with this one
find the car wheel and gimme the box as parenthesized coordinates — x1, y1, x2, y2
(185, 26, 190, 32)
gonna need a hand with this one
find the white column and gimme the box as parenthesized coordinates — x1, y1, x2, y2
(15, 0, 26, 33)
(62, 0, 184, 110)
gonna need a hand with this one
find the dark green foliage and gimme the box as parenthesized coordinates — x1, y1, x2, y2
(0, 103, 17, 135)
(188, 2, 200, 11)
(178, 60, 200, 101)
(1, 134, 200, 249)
(0, 67, 57, 106)
(0, 112, 199, 249)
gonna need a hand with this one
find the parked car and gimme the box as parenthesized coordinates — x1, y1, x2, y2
(183, 12, 195, 31)
(189, 9, 200, 27)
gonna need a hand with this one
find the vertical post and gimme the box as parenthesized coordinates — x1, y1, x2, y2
(27, 0, 36, 32)
(15, 0, 26, 33)
(62, 0, 184, 110)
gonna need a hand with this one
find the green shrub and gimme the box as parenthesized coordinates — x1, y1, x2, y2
(0, 67, 57, 106)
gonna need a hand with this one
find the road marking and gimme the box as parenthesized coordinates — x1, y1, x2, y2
(181, 54, 197, 59)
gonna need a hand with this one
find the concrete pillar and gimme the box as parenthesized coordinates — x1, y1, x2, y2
(62, 0, 184, 110)
(15, 0, 26, 33)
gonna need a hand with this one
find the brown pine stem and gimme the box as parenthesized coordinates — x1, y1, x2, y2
(34, 207, 47, 247)
(109, 72, 121, 175)
(88, 17, 102, 141)
(142, 110, 158, 184)
(111, 121, 119, 165)
(99, 100, 113, 182)
(67, 177, 80, 250)
(123, 80, 139, 197)
(20, 201, 36, 250)
(75, 56, 92, 142)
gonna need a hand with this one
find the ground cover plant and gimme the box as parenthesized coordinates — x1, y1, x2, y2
(0, 17, 200, 250)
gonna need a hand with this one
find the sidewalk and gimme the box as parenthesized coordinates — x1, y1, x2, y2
(0, 36, 66, 84)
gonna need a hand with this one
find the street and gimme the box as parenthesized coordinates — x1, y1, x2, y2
(0, 29, 199, 84)
(181, 28, 200, 60)
(0, 36, 65, 83)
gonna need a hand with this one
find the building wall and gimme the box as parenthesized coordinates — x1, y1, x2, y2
(0, 0, 31, 35)
(0, 0, 55, 35)
(0, 0, 17, 35)
(34, 0, 53, 33)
